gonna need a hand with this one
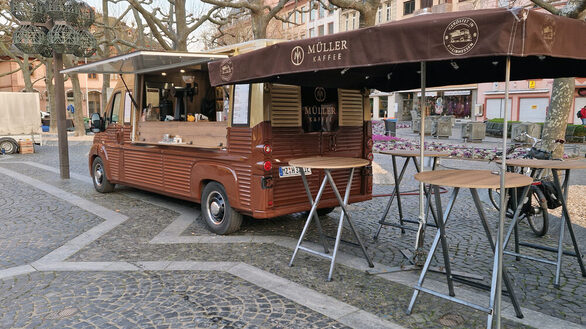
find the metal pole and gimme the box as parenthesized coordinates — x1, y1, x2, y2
(53, 52, 70, 179)
(414, 61, 427, 263)
(495, 56, 511, 329)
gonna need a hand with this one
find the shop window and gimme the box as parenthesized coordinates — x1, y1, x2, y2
(404, 0, 415, 15)
(302, 86, 338, 132)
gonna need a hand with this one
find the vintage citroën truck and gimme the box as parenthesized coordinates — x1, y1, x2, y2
(63, 41, 373, 234)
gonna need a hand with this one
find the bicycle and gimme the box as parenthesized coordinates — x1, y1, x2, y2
(488, 132, 564, 237)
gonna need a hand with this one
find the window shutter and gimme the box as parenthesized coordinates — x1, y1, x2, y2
(339, 89, 363, 126)
(270, 84, 301, 127)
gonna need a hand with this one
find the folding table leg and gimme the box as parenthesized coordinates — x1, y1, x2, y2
(374, 155, 409, 239)
(407, 187, 459, 315)
(433, 185, 455, 297)
(552, 169, 586, 287)
(503, 185, 531, 249)
(300, 170, 329, 254)
(470, 188, 523, 319)
(289, 175, 329, 268)
(325, 169, 373, 281)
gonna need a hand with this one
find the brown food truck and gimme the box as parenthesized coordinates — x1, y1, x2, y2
(63, 41, 373, 234)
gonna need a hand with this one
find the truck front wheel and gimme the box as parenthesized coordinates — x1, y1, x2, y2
(0, 138, 19, 154)
(92, 157, 115, 193)
(201, 182, 242, 235)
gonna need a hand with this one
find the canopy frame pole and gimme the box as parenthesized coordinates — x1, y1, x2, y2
(494, 56, 511, 329)
(414, 61, 427, 265)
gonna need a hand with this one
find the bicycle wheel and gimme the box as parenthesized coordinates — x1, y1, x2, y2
(525, 187, 549, 237)
(488, 188, 500, 210)
(488, 188, 516, 218)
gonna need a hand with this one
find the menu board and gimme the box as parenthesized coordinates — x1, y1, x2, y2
(232, 84, 250, 126)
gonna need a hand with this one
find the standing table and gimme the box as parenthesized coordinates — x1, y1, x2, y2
(374, 149, 450, 239)
(288, 156, 374, 281)
(407, 170, 532, 327)
(499, 159, 586, 287)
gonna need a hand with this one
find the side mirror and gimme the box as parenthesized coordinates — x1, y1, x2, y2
(91, 113, 103, 133)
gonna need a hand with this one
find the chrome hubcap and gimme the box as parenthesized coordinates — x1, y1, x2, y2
(94, 164, 104, 186)
(207, 191, 225, 225)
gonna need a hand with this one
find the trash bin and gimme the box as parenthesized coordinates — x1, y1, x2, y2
(384, 118, 397, 137)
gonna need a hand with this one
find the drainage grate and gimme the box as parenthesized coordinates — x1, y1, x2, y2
(438, 313, 465, 327)
(45, 307, 79, 320)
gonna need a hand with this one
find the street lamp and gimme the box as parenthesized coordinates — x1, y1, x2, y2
(10, 0, 97, 179)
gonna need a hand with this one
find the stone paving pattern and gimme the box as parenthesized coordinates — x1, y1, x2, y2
(0, 141, 584, 327)
(0, 271, 348, 329)
(0, 171, 103, 270)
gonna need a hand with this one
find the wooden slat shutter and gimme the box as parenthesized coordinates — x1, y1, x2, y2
(270, 84, 301, 127)
(338, 89, 363, 126)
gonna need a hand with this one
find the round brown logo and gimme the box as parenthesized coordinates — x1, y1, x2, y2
(443, 18, 479, 56)
(314, 87, 326, 102)
(219, 59, 233, 81)
(291, 46, 305, 66)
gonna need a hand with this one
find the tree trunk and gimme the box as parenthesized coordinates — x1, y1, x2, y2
(45, 58, 58, 133)
(359, 7, 377, 28)
(175, 0, 188, 51)
(21, 55, 35, 92)
(101, 0, 111, 116)
(541, 77, 574, 158)
(70, 74, 86, 136)
(251, 15, 268, 39)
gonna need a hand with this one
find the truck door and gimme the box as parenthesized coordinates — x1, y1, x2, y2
(103, 91, 124, 182)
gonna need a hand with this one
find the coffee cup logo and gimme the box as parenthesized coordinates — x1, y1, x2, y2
(220, 59, 233, 81)
(291, 46, 305, 66)
(443, 18, 479, 56)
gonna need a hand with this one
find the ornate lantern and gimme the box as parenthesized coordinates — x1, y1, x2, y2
(13, 25, 48, 55)
(74, 30, 97, 57)
(65, 0, 95, 28)
(47, 24, 77, 54)
(10, 0, 48, 23)
(46, 0, 67, 21)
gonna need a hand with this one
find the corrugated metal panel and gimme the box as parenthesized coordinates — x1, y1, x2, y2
(270, 84, 301, 127)
(163, 154, 194, 196)
(339, 89, 363, 126)
(123, 149, 163, 189)
(272, 127, 321, 207)
(104, 128, 120, 180)
(227, 127, 252, 207)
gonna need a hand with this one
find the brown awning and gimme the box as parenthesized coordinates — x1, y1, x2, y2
(208, 8, 586, 91)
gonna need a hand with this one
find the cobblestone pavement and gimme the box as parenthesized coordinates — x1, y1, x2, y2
(0, 271, 348, 329)
(0, 142, 584, 328)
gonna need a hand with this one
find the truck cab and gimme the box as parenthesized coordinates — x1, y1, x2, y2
(63, 41, 373, 234)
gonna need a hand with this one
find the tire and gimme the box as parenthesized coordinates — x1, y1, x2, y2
(488, 188, 516, 219)
(201, 182, 242, 235)
(525, 187, 549, 237)
(0, 138, 19, 155)
(92, 157, 115, 193)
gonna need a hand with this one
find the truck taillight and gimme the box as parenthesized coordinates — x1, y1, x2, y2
(367, 152, 373, 161)
(263, 144, 272, 154)
(366, 139, 373, 149)
(263, 161, 272, 171)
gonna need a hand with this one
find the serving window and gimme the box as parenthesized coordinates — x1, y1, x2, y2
(134, 66, 229, 149)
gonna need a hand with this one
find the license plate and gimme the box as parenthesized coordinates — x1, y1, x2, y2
(279, 166, 312, 178)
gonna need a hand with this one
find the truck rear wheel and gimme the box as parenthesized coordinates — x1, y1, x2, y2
(0, 138, 19, 154)
(92, 157, 115, 193)
(201, 182, 242, 235)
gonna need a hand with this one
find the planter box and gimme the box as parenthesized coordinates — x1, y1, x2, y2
(462, 122, 486, 142)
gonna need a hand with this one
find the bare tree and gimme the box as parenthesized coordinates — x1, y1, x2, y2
(201, 0, 296, 39)
(63, 56, 87, 136)
(529, 0, 586, 157)
(126, 0, 221, 51)
(327, 0, 381, 28)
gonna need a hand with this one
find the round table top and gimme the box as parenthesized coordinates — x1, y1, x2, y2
(496, 159, 586, 170)
(378, 149, 451, 158)
(289, 156, 370, 169)
(414, 170, 533, 189)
